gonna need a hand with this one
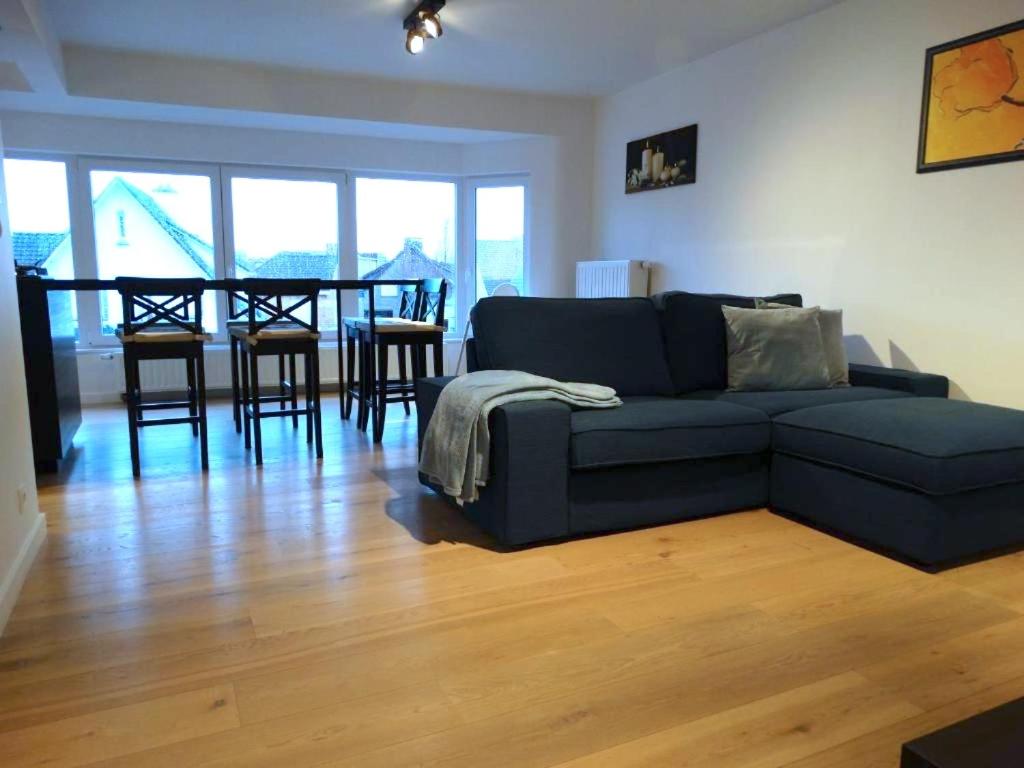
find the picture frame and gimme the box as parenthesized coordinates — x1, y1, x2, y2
(625, 124, 698, 194)
(917, 18, 1024, 173)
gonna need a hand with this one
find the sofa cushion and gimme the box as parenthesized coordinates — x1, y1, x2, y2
(757, 301, 850, 387)
(722, 305, 830, 392)
(655, 291, 802, 393)
(773, 398, 1024, 495)
(682, 386, 912, 417)
(570, 397, 769, 470)
(471, 297, 675, 397)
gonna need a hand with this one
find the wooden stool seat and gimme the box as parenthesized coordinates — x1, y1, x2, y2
(116, 328, 213, 343)
(354, 319, 444, 334)
(233, 327, 321, 344)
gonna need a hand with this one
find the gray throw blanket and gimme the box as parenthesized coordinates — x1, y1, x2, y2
(419, 370, 622, 504)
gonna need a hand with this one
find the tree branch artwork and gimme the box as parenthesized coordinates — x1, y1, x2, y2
(934, 39, 1024, 117)
(918, 20, 1024, 172)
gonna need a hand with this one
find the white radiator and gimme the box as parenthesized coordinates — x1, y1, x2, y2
(576, 260, 651, 298)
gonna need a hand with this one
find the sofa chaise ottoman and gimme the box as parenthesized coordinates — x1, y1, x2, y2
(772, 398, 1024, 568)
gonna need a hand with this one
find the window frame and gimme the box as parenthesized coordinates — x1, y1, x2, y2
(464, 175, 531, 319)
(3, 153, 528, 346)
(352, 171, 462, 334)
(75, 156, 226, 346)
(1, 151, 78, 258)
(220, 164, 348, 340)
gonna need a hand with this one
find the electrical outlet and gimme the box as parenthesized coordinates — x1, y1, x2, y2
(16, 484, 28, 515)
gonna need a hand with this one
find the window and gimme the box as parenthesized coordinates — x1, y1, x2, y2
(3, 158, 78, 337)
(355, 177, 456, 328)
(473, 183, 526, 300)
(3, 158, 74, 276)
(1, 155, 527, 345)
(88, 169, 218, 335)
(226, 175, 340, 330)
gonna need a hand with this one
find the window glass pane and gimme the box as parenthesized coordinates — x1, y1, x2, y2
(230, 177, 339, 330)
(355, 177, 455, 328)
(3, 158, 78, 337)
(90, 170, 217, 335)
(475, 185, 525, 300)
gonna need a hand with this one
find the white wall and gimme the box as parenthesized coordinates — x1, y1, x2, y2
(594, 0, 1024, 407)
(0, 121, 46, 635)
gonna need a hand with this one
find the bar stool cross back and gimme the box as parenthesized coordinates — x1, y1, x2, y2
(234, 279, 324, 465)
(114, 277, 211, 478)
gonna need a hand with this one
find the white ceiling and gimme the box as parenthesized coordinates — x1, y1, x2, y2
(47, 0, 844, 97)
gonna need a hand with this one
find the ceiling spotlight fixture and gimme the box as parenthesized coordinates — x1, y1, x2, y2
(406, 27, 426, 55)
(420, 10, 442, 39)
(404, 0, 446, 55)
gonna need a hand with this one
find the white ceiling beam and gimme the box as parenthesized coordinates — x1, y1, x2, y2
(0, 0, 66, 94)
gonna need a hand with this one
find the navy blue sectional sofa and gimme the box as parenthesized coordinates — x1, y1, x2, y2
(416, 293, 1024, 569)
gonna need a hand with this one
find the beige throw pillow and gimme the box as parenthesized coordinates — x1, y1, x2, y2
(755, 299, 850, 387)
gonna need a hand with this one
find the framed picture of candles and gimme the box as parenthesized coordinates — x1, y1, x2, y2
(625, 123, 698, 194)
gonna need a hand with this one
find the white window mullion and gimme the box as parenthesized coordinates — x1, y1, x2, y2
(70, 156, 103, 346)
(209, 165, 229, 340)
(338, 171, 359, 321)
(459, 179, 476, 335)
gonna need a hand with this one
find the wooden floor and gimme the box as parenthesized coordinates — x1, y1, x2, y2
(2, 398, 1024, 767)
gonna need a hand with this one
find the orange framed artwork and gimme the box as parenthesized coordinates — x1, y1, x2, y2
(918, 18, 1024, 173)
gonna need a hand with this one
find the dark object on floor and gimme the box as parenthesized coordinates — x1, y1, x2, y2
(901, 696, 1024, 767)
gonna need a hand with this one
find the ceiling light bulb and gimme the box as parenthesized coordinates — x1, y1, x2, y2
(406, 29, 425, 54)
(420, 12, 442, 38)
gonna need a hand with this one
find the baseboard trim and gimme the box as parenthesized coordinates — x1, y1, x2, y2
(0, 513, 46, 637)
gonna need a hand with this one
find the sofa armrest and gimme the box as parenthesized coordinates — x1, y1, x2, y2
(848, 364, 949, 398)
(415, 377, 571, 546)
(415, 376, 456, 449)
(485, 400, 572, 544)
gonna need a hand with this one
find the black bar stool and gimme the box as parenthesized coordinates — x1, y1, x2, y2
(360, 278, 447, 443)
(235, 279, 323, 465)
(226, 282, 299, 434)
(114, 277, 211, 478)
(342, 281, 421, 427)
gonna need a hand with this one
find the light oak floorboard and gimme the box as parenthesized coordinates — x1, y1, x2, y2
(0, 684, 238, 768)
(551, 672, 922, 768)
(0, 400, 1021, 767)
